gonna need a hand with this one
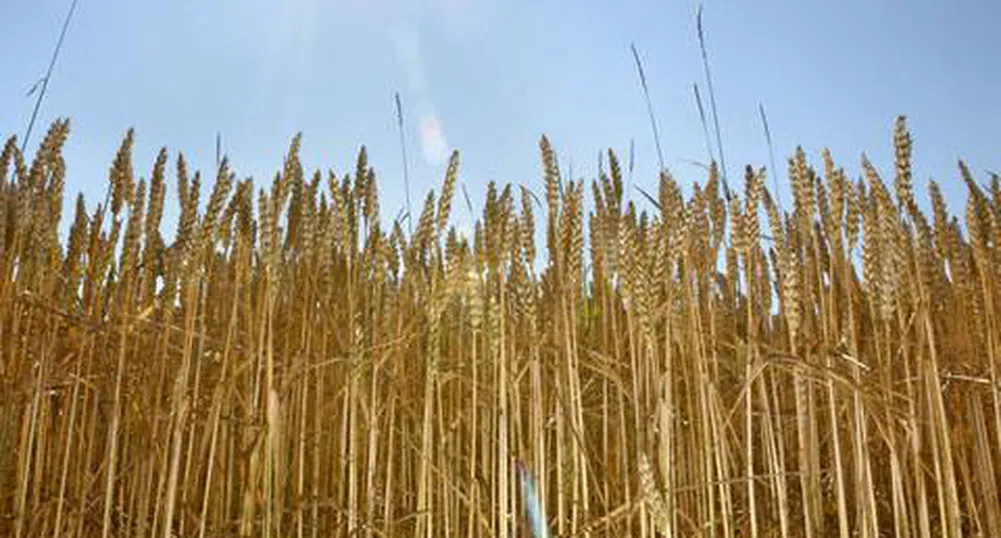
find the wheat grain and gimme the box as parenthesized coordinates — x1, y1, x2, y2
(0, 119, 996, 538)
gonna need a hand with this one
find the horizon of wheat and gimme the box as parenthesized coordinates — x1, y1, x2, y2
(0, 117, 999, 538)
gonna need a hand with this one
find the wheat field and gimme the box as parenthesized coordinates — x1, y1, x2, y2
(1, 117, 999, 537)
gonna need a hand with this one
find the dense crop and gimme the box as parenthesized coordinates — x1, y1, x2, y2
(1, 118, 998, 537)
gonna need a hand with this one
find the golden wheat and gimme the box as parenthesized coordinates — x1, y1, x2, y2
(0, 117, 998, 538)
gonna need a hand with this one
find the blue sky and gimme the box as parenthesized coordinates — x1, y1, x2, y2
(1, 0, 998, 241)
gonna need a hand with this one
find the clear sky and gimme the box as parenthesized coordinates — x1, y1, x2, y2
(1, 0, 998, 240)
